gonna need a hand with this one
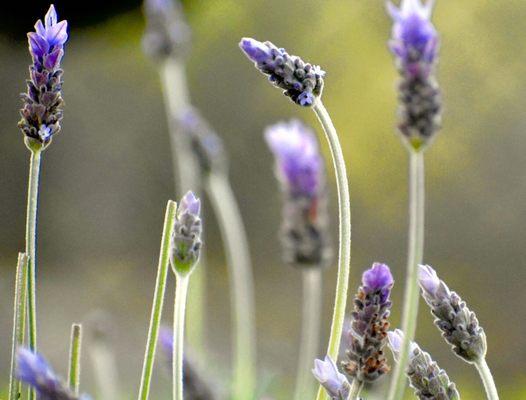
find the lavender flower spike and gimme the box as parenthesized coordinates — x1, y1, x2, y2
(388, 330, 460, 400)
(312, 356, 351, 400)
(387, 0, 441, 151)
(343, 263, 393, 382)
(418, 264, 487, 363)
(239, 38, 325, 107)
(170, 191, 202, 276)
(17, 347, 90, 400)
(19, 4, 68, 150)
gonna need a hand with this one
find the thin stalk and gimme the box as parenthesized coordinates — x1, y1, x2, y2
(137, 200, 177, 400)
(206, 173, 256, 400)
(387, 150, 425, 400)
(293, 268, 322, 400)
(348, 379, 364, 400)
(173, 274, 190, 400)
(9, 253, 29, 400)
(475, 358, 500, 400)
(90, 339, 121, 400)
(68, 324, 82, 394)
(161, 58, 205, 356)
(312, 100, 351, 400)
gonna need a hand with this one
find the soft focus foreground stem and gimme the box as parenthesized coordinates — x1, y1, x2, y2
(312, 100, 351, 400)
(475, 358, 500, 400)
(173, 274, 190, 400)
(294, 268, 322, 400)
(138, 200, 177, 400)
(161, 58, 205, 356)
(349, 379, 364, 400)
(206, 173, 256, 400)
(9, 253, 29, 400)
(387, 151, 425, 400)
(68, 324, 82, 394)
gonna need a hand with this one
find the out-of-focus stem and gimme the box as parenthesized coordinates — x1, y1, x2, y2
(138, 200, 177, 400)
(475, 358, 500, 400)
(89, 336, 121, 400)
(293, 268, 322, 400)
(312, 100, 352, 400)
(206, 173, 256, 400)
(387, 150, 425, 400)
(348, 379, 364, 400)
(9, 253, 29, 400)
(173, 274, 190, 400)
(68, 324, 82, 394)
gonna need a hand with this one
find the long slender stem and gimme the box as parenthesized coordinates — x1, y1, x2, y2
(137, 200, 177, 400)
(312, 100, 352, 400)
(90, 338, 121, 400)
(68, 324, 83, 394)
(206, 173, 256, 400)
(9, 253, 29, 400)
(173, 274, 190, 400)
(348, 379, 364, 400)
(294, 268, 322, 400)
(387, 150, 425, 400)
(475, 358, 500, 400)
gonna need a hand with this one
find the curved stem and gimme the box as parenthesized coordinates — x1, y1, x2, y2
(137, 200, 177, 400)
(9, 253, 29, 400)
(294, 268, 322, 400)
(475, 358, 500, 400)
(387, 151, 425, 400)
(68, 324, 82, 394)
(348, 379, 364, 400)
(173, 274, 190, 400)
(206, 173, 256, 400)
(312, 100, 352, 400)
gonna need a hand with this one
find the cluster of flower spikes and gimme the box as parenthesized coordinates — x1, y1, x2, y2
(343, 263, 393, 382)
(239, 38, 325, 107)
(388, 0, 441, 151)
(19, 5, 68, 150)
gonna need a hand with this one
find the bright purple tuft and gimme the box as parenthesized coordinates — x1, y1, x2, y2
(239, 38, 273, 63)
(363, 262, 394, 291)
(179, 191, 201, 216)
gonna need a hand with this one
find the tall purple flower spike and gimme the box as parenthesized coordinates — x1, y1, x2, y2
(16, 347, 90, 400)
(239, 38, 325, 107)
(418, 264, 487, 363)
(19, 5, 68, 149)
(265, 120, 332, 268)
(312, 356, 350, 400)
(387, 0, 441, 150)
(343, 263, 393, 382)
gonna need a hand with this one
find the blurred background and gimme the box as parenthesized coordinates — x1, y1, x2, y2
(1, 0, 525, 398)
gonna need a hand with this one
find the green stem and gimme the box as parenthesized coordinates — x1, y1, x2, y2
(173, 274, 190, 400)
(348, 379, 364, 400)
(9, 253, 29, 400)
(206, 173, 256, 400)
(137, 200, 178, 400)
(68, 324, 82, 394)
(89, 335, 121, 400)
(312, 100, 352, 400)
(475, 358, 500, 400)
(387, 150, 425, 400)
(294, 268, 322, 400)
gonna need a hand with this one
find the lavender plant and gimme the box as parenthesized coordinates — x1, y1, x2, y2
(312, 356, 351, 400)
(385, 1, 442, 399)
(265, 120, 331, 400)
(419, 265, 499, 399)
(240, 38, 352, 400)
(388, 330, 460, 400)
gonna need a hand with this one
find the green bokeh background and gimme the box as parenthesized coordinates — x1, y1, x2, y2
(0, 0, 525, 398)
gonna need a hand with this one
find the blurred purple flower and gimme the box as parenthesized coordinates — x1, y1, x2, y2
(418, 264, 440, 294)
(312, 356, 350, 400)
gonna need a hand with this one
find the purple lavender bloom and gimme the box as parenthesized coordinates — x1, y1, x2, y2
(312, 356, 350, 400)
(418, 265, 487, 363)
(343, 263, 393, 382)
(387, 330, 460, 400)
(387, 0, 441, 150)
(170, 191, 203, 275)
(239, 38, 325, 107)
(16, 348, 88, 400)
(19, 5, 68, 149)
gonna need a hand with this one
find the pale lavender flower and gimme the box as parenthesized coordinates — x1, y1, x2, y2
(19, 4, 68, 149)
(239, 38, 325, 107)
(343, 263, 393, 382)
(387, 330, 460, 400)
(387, 0, 441, 150)
(418, 264, 487, 363)
(170, 191, 202, 275)
(312, 356, 350, 400)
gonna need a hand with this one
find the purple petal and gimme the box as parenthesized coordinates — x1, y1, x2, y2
(362, 262, 394, 291)
(418, 264, 440, 294)
(179, 191, 201, 216)
(43, 48, 64, 70)
(45, 20, 68, 47)
(45, 4, 58, 27)
(239, 37, 272, 63)
(28, 32, 49, 58)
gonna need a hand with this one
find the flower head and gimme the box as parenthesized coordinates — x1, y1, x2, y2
(312, 356, 350, 400)
(418, 264, 440, 294)
(19, 4, 68, 149)
(239, 38, 325, 107)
